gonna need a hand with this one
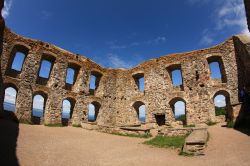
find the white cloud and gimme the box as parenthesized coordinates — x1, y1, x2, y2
(139, 105, 145, 117)
(145, 36, 166, 45)
(106, 53, 134, 68)
(174, 101, 185, 116)
(106, 40, 128, 50)
(217, 1, 243, 18)
(197, 0, 249, 46)
(200, 35, 213, 45)
(41, 10, 52, 20)
(187, 0, 211, 5)
(106, 36, 166, 50)
(4, 87, 17, 104)
(110, 45, 127, 49)
(93, 51, 143, 69)
(33, 95, 45, 110)
(2, 0, 12, 19)
(62, 100, 71, 113)
(241, 26, 250, 36)
(88, 103, 95, 116)
(200, 29, 214, 45)
(215, 0, 249, 36)
(214, 95, 226, 107)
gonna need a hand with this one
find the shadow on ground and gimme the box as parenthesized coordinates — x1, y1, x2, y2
(234, 100, 250, 136)
(0, 112, 20, 166)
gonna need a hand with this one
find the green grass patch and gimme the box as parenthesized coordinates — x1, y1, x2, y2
(72, 124, 82, 128)
(176, 114, 186, 124)
(111, 132, 152, 138)
(44, 123, 64, 127)
(144, 135, 186, 148)
(226, 120, 234, 128)
(206, 121, 217, 126)
(178, 151, 194, 156)
(215, 107, 226, 116)
(184, 124, 195, 128)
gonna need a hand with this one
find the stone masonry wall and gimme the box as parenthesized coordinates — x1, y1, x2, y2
(1, 27, 250, 127)
(0, 0, 5, 115)
(244, 0, 250, 32)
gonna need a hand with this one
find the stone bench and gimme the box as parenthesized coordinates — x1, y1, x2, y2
(158, 126, 207, 137)
(119, 126, 151, 135)
(182, 129, 208, 155)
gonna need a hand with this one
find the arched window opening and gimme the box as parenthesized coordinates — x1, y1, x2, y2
(89, 75, 97, 90)
(214, 95, 226, 116)
(61, 99, 75, 126)
(213, 91, 231, 121)
(36, 54, 55, 85)
(32, 94, 46, 124)
(209, 62, 222, 80)
(171, 69, 183, 86)
(38, 60, 52, 79)
(65, 64, 80, 88)
(88, 101, 101, 122)
(89, 71, 102, 94)
(169, 98, 186, 125)
(32, 95, 45, 117)
(88, 104, 95, 122)
(207, 56, 227, 83)
(4, 87, 17, 112)
(167, 65, 183, 90)
(11, 52, 26, 72)
(7, 45, 29, 77)
(133, 101, 146, 123)
(66, 68, 75, 85)
(138, 77, 144, 92)
(139, 105, 146, 122)
(133, 73, 144, 92)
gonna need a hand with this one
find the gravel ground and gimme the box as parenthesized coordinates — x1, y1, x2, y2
(1, 120, 250, 166)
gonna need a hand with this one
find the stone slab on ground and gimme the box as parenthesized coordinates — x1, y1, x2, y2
(183, 129, 208, 155)
(158, 126, 207, 137)
(119, 126, 151, 135)
(185, 129, 208, 144)
(120, 126, 151, 131)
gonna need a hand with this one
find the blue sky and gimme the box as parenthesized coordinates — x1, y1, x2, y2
(3, 0, 244, 117)
(3, 0, 249, 69)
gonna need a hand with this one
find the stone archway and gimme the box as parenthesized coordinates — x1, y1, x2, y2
(32, 91, 48, 124)
(169, 97, 187, 125)
(61, 97, 76, 126)
(132, 101, 146, 123)
(213, 90, 232, 122)
(3, 83, 18, 113)
(88, 101, 101, 122)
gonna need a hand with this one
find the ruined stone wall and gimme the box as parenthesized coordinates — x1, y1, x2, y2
(1, 27, 250, 127)
(233, 35, 250, 125)
(127, 38, 240, 126)
(0, 0, 5, 115)
(233, 35, 250, 90)
(244, 0, 250, 32)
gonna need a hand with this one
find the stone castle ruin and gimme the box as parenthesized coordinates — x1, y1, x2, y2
(0, 1, 250, 133)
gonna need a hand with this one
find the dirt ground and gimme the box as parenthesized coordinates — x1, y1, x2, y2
(1, 120, 250, 166)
